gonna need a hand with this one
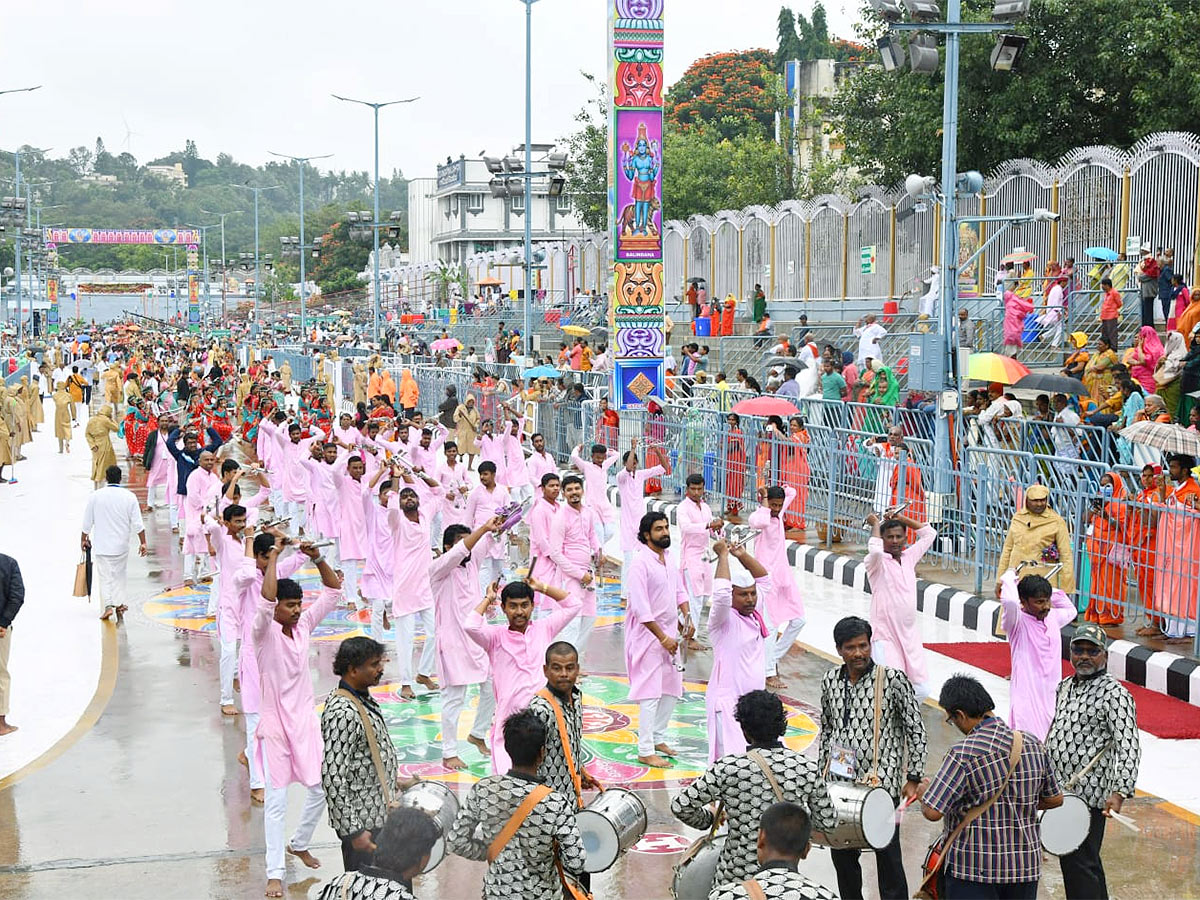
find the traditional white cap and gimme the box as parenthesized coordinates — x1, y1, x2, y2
(729, 560, 756, 588)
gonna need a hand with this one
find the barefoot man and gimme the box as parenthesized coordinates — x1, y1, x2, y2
(747, 485, 805, 689)
(254, 541, 343, 898)
(625, 511, 693, 768)
(429, 517, 504, 770)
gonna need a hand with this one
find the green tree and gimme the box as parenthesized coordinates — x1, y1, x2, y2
(833, 0, 1200, 185)
(774, 7, 803, 72)
(666, 49, 777, 140)
(563, 72, 609, 233)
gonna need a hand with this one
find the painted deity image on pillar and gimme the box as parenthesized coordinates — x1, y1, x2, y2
(615, 111, 662, 261)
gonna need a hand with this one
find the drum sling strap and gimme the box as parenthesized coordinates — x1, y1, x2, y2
(334, 688, 397, 809)
(747, 750, 785, 802)
(914, 732, 1023, 900)
(537, 688, 584, 809)
(865, 663, 885, 786)
(742, 878, 767, 900)
(487, 784, 553, 862)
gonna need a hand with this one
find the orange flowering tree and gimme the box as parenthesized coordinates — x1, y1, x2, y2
(665, 49, 776, 141)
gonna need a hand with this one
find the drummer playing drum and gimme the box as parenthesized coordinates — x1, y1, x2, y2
(818, 617, 928, 900)
(529, 641, 602, 807)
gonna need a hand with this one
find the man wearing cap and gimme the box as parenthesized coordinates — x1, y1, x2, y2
(1045, 622, 1141, 900)
(996, 484, 1075, 597)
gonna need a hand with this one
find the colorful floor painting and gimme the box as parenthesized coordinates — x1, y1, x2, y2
(378, 674, 819, 789)
(142, 568, 626, 642)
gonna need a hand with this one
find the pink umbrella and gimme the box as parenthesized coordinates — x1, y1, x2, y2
(431, 338, 460, 351)
(731, 396, 801, 417)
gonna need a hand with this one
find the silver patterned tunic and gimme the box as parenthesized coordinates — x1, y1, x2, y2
(710, 863, 840, 899)
(671, 745, 838, 886)
(447, 771, 586, 900)
(529, 686, 586, 808)
(1045, 671, 1140, 809)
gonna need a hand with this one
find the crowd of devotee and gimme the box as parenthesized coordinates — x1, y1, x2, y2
(1, 324, 1183, 900)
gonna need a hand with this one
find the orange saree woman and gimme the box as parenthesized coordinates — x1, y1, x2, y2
(1084, 471, 1128, 626)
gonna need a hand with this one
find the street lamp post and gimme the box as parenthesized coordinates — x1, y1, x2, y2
(233, 184, 282, 331)
(201, 209, 239, 324)
(187, 222, 219, 323)
(332, 94, 418, 346)
(269, 151, 332, 338)
(518, 0, 540, 361)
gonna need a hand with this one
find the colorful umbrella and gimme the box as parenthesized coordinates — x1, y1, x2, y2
(1001, 249, 1038, 266)
(1085, 246, 1119, 262)
(966, 353, 1030, 384)
(731, 396, 801, 417)
(477, 276, 502, 287)
(521, 365, 560, 379)
(431, 338, 460, 351)
(561, 325, 591, 337)
(1119, 421, 1200, 456)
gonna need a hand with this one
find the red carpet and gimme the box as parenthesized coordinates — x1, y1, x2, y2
(924, 642, 1200, 740)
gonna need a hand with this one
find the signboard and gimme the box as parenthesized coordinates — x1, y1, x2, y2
(47, 277, 60, 334)
(187, 274, 200, 332)
(42, 227, 201, 246)
(1125, 235, 1142, 258)
(860, 245, 877, 275)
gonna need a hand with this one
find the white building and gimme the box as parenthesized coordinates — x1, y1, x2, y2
(145, 162, 188, 187)
(408, 151, 583, 267)
(775, 58, 864, 168)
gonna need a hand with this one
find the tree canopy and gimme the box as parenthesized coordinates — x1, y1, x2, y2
(665, 49, 777, 141)
(831, 0, 1200, 185)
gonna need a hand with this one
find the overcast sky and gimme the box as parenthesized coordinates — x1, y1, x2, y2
(2, 0, 863, 180)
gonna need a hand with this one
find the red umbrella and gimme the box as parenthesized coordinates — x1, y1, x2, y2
(731, 396, 801, 417)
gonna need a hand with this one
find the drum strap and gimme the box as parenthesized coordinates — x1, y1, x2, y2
(916, 732, 1023, 898)
(537, 689, 584, 809)
(742, 878, 767, 900)
(747, 750, 785, 802)
(867, 664, 886, 786)
(333, 688, 394, 808)
(488, 784, 552, 863)
(1065, 741, 1114, 791)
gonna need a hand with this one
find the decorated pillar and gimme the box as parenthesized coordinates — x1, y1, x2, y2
(609, 0, 665, 409)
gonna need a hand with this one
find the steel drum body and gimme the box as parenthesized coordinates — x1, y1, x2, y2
(1039, 793, 1091, 856)
(671, 832, 725, 900)
(576, 787, 648, 873)
(811, 782, 897, 850)
(399, 781, 460, 872)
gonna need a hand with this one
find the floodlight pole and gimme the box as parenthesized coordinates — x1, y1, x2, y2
(519, 0, 540, 361)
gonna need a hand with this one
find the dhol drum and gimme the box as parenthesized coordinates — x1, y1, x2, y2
(1039, 793, 1091, 856)
(811, 782, 896, 850)
(671, 832, 725, 900)
(577, 788, 648, 873)
(399, 781, 459, 872)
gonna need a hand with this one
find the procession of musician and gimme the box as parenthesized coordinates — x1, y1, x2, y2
(75, 339, 1142, 900)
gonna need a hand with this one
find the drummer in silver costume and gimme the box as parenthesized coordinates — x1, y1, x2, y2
(819, 617, 927, 900)
(670, 690, 837, 886)
(529, 641, 601, 807)
(709, 803, 838, 900)
(1044, 622, 1141, 900)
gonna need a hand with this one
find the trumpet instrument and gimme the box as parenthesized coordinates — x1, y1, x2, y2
(700, 524, 756, 563)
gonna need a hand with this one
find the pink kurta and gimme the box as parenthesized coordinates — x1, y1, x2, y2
(527, 496, 562, 605)
(500, 419, 530, 488)
(624, 545, 689, 702)
(234, 553, 307, 716)
(410, 427, 448, 474)
(548, 503, 602, 616)
(466, 483, 511, 561)
(677, 496, 716, 597)
(361, 492, 398, 600)
(265, 420, 322, 502)
(429, 541, 489, 687)
(477, 434, 505, 482)
(252, 585, 343, 788)
(571, 448, 618, 525)
(206, 523, 247, 641)
(302, 456, 342, 540)
(747, 487, 804, 622)
(863, 524, 937, 688)
(390, 497, 434, 616)
(437, 460, 475, 528)
(465, 593, 580, 773)
(183, 468, 222, 555)
(526, 449, 558, 489)
(707, 575, 771, 761)
(616, 466, 666, 553)
(336, 469, 369, 561)
(999, 571, 1078, 741)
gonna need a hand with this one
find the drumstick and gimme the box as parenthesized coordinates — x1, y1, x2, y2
(894, 794, 916, 823)
(1107, 810, 1140, 832)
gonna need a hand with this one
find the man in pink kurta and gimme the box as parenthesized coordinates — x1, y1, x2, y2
(863, 512, 938, 699)
(390, 485, 439, 699)
(361, 474, 400, 642)
(747, 485, 806, 687)
(571, 442, 619, 544)
(998, 568, 1078, 740)
(182, 453, 222, 582)
(706, 542, 772, 761)
(262, 417, 323, 534)
(500, 415, 531, 503)
(527, 473, 563, 608)
(464, 578, 580, 774)
(465, 461, 511, 593)
(430, 517, 503, 769)
(476, 421, 505, 483)
(616, 449, 666, 598)
(436, 441, 475, 530)
(206, 502, 252, 714)
(525, 432, 558, 488)
(410, 423, 449, 475)
(301, 441, 342, 564)
(678, 474, 723, 636)
(335, 455, 370, 608)
(252, 545, 342, 895)
(548, 475, 603, 665)
(625, 511, 692, 768)
(233, 535, 307, 804)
